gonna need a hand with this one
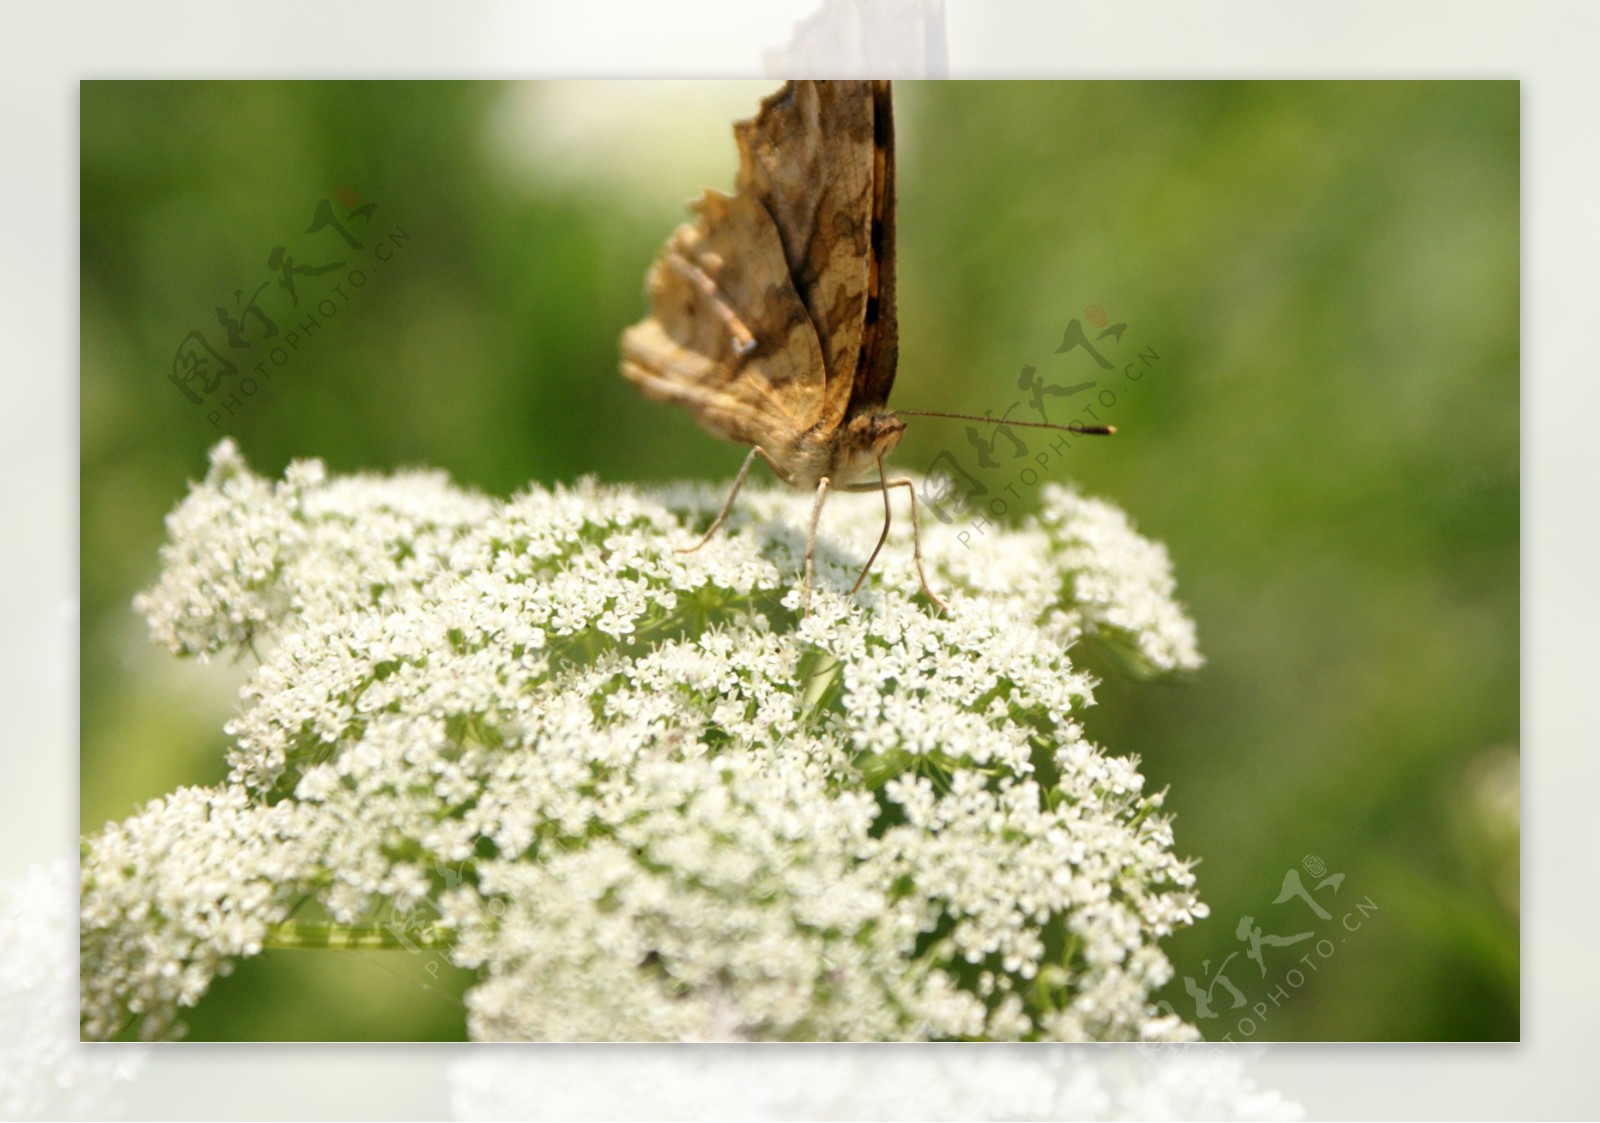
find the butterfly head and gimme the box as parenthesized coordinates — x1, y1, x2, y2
(833, 410, 906, 483)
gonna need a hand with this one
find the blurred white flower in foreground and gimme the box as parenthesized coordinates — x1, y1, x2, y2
(3, 862, 144, 1114)
(83, 440, 1204, 1042)
(450, 1044, 1303, 1121)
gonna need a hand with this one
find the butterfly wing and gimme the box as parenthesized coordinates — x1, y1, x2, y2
(731, 80, 899, 426)
(849, 80, 900, 415)
(621, 184, 828, 455)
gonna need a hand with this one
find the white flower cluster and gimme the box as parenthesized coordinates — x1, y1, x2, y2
(1036, 489, 1203, 676)
(85, 440, 1205, 1041)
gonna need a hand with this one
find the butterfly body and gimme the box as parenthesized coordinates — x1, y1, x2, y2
(774, 411, 907, 491)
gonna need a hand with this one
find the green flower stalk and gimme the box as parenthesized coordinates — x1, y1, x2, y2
(82, 440, 1205, 1041)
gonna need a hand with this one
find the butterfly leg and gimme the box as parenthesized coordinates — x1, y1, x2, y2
(675, 447, 774, 556)
(841, 463, 948, 613)
(803, 476, 832, 615)
(678, 445, 786, 555)
(887, 476, 949, 612)
(848, 458, 896, 599)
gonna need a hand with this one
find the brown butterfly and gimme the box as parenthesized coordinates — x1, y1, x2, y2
(621, 80, 1109, 613)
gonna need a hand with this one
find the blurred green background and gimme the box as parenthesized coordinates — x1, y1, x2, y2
(80, 80, 1518, 1041)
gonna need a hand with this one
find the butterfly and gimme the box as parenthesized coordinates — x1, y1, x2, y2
(619, 78, 945, 615)
(621, 80, 1109, 613)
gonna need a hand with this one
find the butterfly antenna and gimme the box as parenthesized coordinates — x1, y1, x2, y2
(894, 409, 1115, 436)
